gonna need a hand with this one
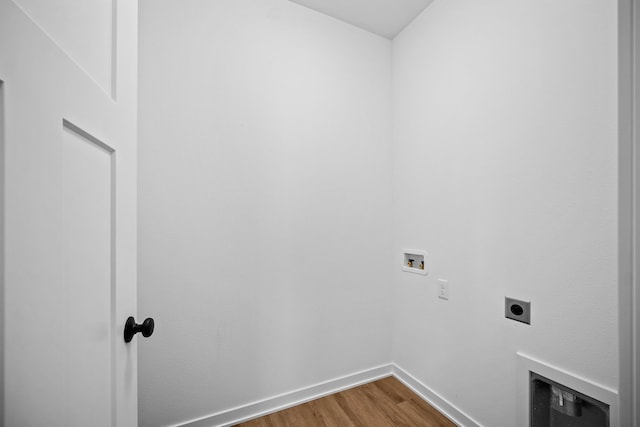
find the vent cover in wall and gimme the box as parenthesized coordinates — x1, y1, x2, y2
(530, 372, 610, 427)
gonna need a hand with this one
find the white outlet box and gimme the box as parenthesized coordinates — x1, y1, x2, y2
(437, 279, 449, 300)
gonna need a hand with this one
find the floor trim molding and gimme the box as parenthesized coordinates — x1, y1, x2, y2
(173, 363, 485, 427)
(174, 364, 394, 427)
(392, 364, 482, 427)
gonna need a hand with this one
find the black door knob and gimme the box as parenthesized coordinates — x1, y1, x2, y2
(124, 316, 155, 343)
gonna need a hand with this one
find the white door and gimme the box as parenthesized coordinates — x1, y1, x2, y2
(0, 0, 139, 426)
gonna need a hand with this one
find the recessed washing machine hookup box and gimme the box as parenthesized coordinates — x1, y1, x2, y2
(401, 249, 427, 275)
(530, 372, 609, 427)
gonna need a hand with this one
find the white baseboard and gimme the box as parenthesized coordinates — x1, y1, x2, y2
(174, 364, 394, 427)
(392, 364, 483, 427)
(168, 358, 619, 427)
(173, 363, 484, 427)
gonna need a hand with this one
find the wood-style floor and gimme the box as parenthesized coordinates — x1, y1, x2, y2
(234, 376, 457, 427)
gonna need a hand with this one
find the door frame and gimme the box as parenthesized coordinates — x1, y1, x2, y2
(619, 0, 639, 425)
(634, 0, 639, 421)
(0, 78, 4, 427)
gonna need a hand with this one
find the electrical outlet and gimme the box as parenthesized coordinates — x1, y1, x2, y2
(437, 279, 449, 300)
(505, 297, 531, 325)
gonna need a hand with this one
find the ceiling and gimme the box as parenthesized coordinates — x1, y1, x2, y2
(288, 0, 434, 39)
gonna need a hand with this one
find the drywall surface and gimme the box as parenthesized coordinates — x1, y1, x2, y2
(138, 1, 393, 425)
(391, 0, 618, 425)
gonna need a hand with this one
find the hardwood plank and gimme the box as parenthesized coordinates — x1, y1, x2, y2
(268, 409, 292, 427)
(290, 400, 324, 426)
(308, 395, 354, 427)
(381, 378, 456, 426)
(336, 385, 396, 426)
(359, 381, 417, 426)
(234, 377, 457, 427)
(373, 376, 406, 404)
(398, 400, 442, 427)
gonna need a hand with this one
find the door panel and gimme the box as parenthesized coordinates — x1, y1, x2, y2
(0, 0, 138, 426)
(62, 121, 114, 427)
(11, 0, 115, 95)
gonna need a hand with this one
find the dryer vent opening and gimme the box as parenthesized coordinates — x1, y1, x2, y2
(530, 372, 609, 427)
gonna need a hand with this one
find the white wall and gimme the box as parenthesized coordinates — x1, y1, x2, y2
(140, 1, 622, 426)
(138, 1, 393, 426)
(392, 0, 619, 425)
